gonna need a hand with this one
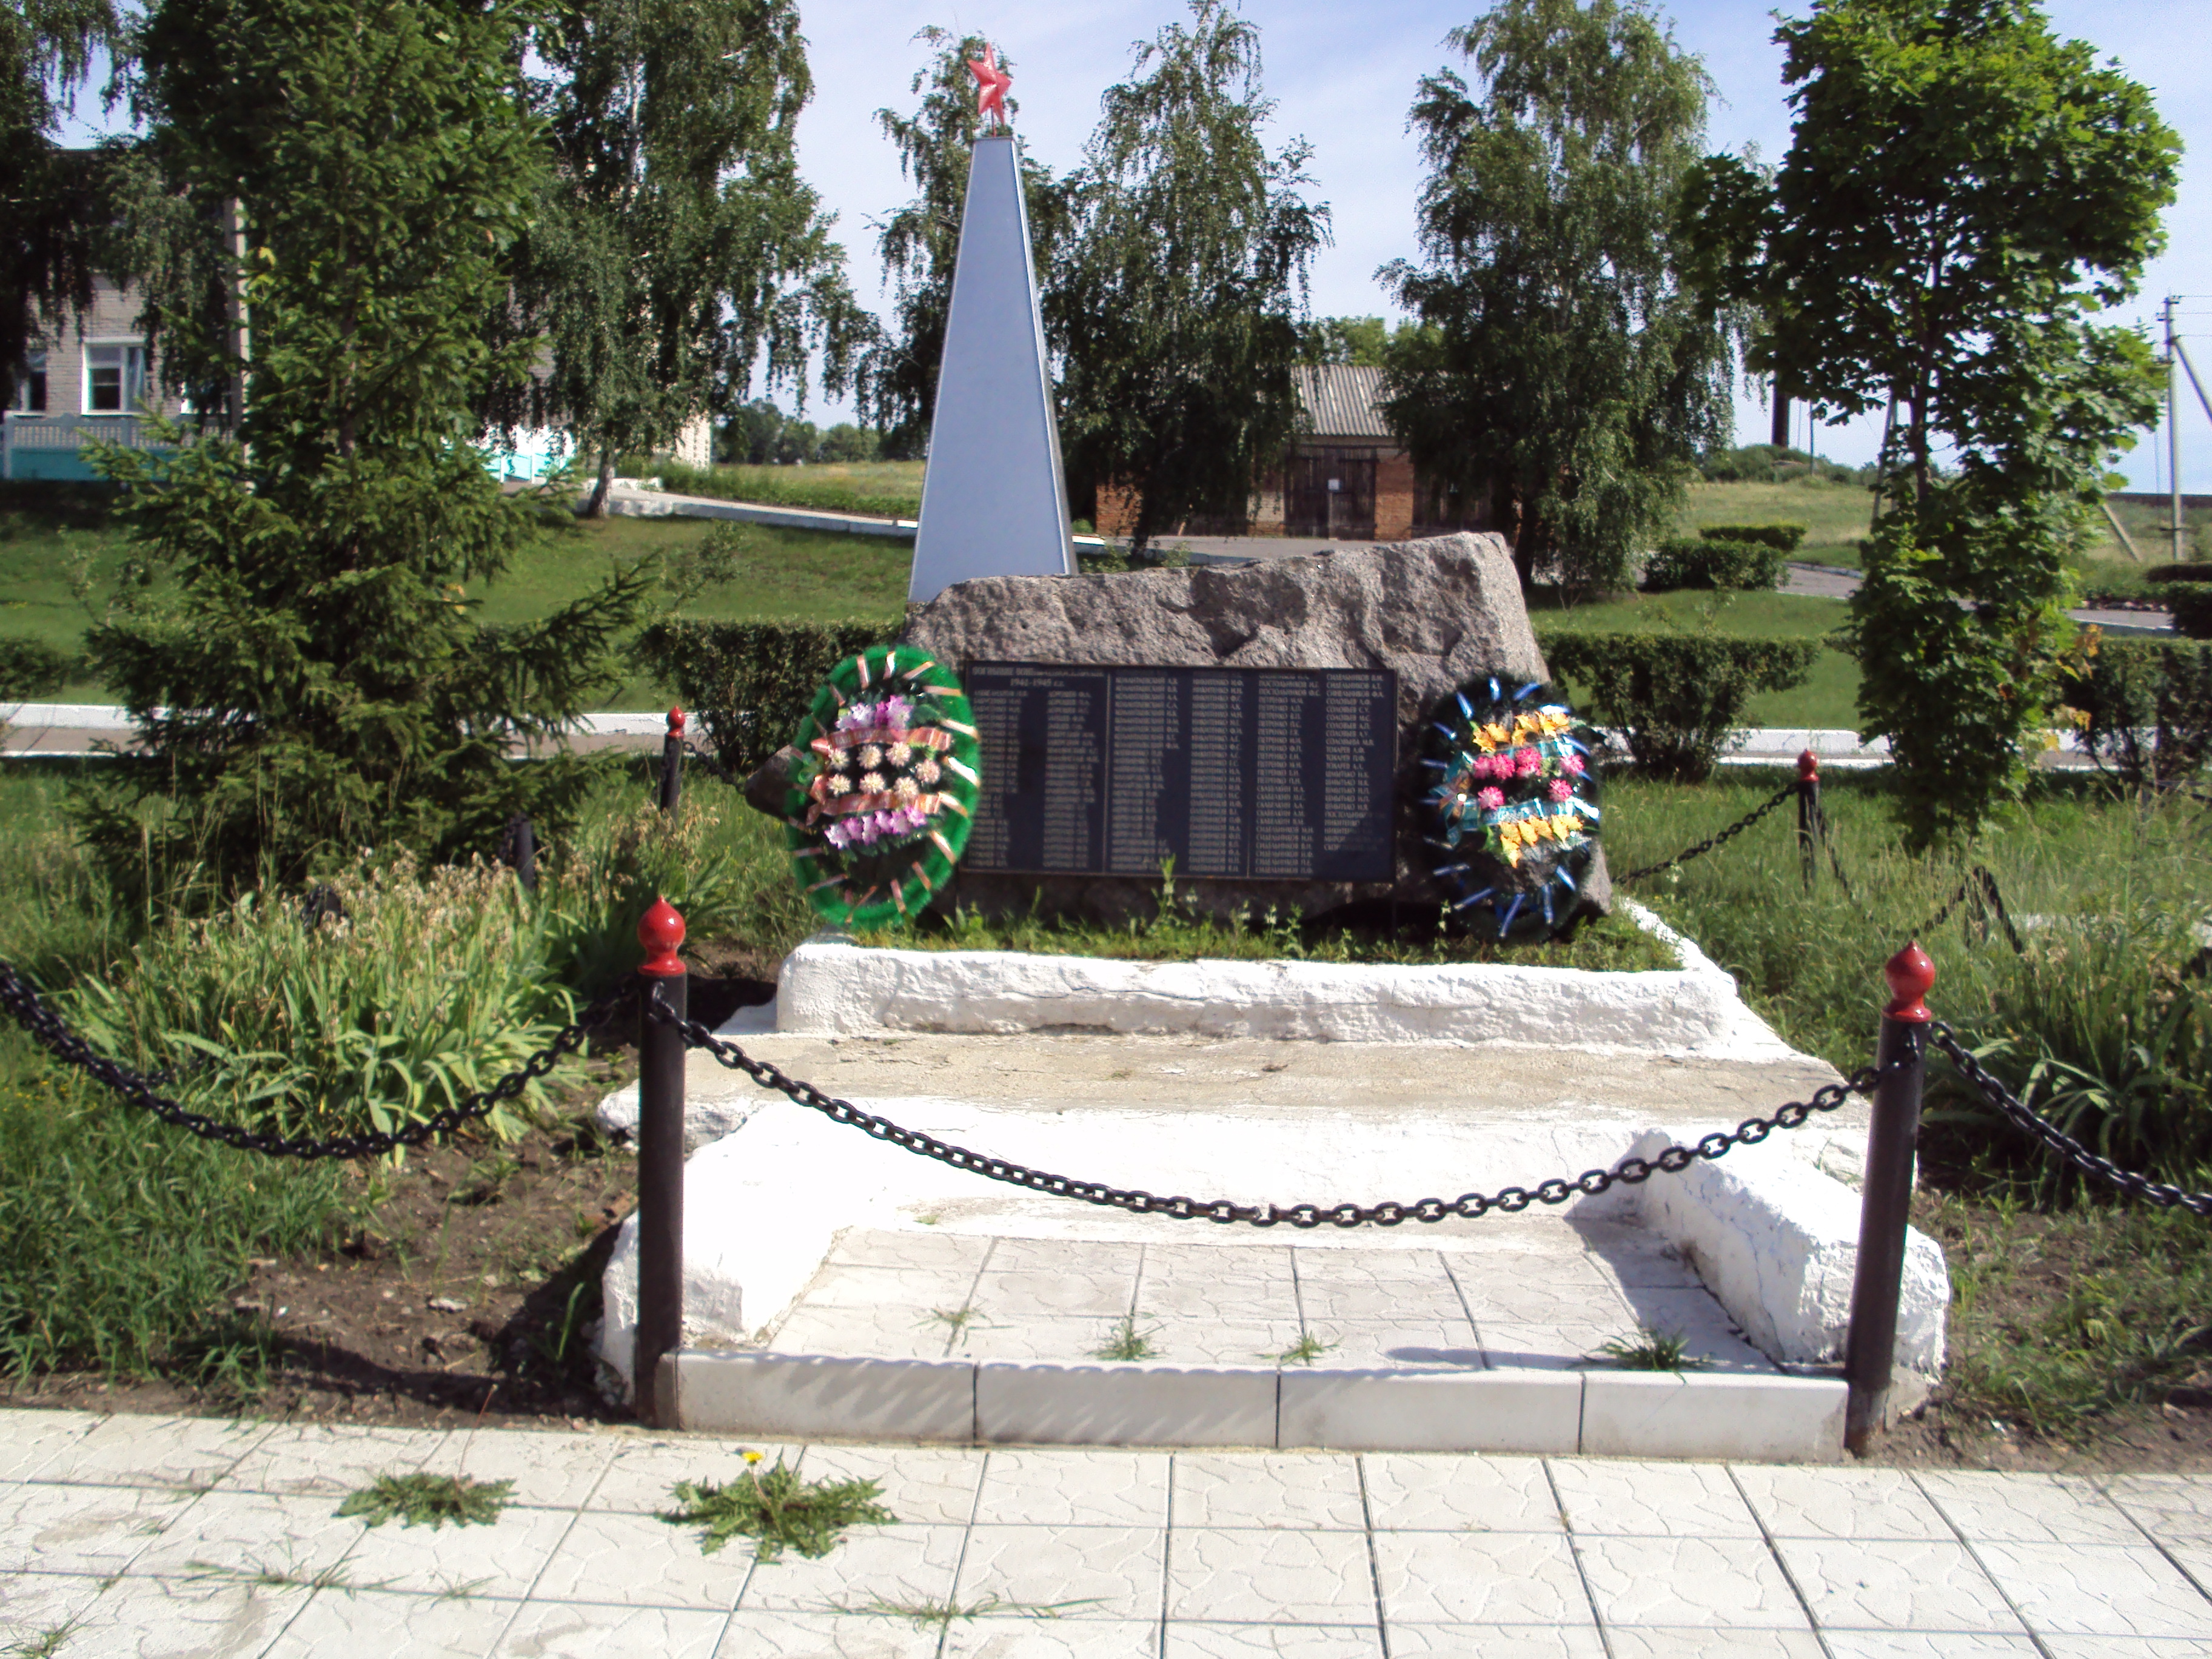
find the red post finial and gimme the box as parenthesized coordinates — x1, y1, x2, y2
(1883, 942, 1934, 1022)
(638, 896, 687, 977)
(666, 707, 685, 736)
(1797, 748, 1820, 782)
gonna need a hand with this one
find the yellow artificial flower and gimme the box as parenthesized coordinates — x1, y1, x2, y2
(1477, 722, 1512, 751)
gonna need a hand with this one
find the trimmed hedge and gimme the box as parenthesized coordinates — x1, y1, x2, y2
(1640, 536, 1788, 593)
(2163, 586, 2212, 641)
(1542, 632, 1820, 782)
(1698, 522, 1807, 552)
(2062, 637, 2212, 786)
(2143, 563, 2212, 584)
(634, 619, 897, 776)
(0, 637, 73, 702)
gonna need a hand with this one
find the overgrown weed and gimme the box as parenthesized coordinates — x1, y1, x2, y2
(663, 1451, 894, 1560)
(338, 1472, 513, 1529)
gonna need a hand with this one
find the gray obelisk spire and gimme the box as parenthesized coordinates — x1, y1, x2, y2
(908, 129, 1075, 603)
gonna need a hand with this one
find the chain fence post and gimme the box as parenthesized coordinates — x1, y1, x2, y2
(635, 897, 688, 1429)
(659, 708, 685, 816)
(505, 811, 536, 894)
(1797, 748, 1821, 890)
(1844, 940, 1934, 1453)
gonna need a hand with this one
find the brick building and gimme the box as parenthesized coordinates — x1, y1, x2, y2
(1094, 364, 1491, 543)
(1, 276, 200, 481)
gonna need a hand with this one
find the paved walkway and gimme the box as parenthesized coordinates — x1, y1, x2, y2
(4, 1408, 2210, 1656)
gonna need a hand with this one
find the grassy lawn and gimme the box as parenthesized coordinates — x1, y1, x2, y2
(1669, 475, 1877, 566)
(0, 500, 910, 706)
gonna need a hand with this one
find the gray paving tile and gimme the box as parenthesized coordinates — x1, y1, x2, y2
(1384, 1627, 1604, 1656)
(1729, 1466, 1952, 1541)
(1360, 1453, 1563, 1533)
(1916, 1472, 2143, 1546)
(0, 1480, 198, 1576)
(1570, 1535, 1811, 1630)
(971, 1267, 1141, 1319)
(1772, 1537, 2025, 1633)
(0, 1410, 101, 1481)
(495, 1600, 729, 1655)
(1550, 1459, 1761, 1537)
(261, 1587, 521, 1657)
(1600, 1632, 1824, 1657)
(590, 1436, 806, 1512)
(32, 1413, 270, 1491)
(796, 1443, 986, 1526)
(47, 1574, 309, 1658)
(1373, 1531, 1589, 1624)
(218, 1424, 448, 1498)
(1164, 1526, 1377, 1623)
(972, 1450, 1170, 1527)
(774, 1304, 965, 1359)
(123, 1490, 360, 1584)
(1170, 1454, 1367, 1530)
(2100, 1475, 2212, 1544)
(1821, 1636, 2041, 1657)
(740, 1521, 967, 1614)
(956, 1523, 1167, 1621)
(1970, 1540, 2212, 1639)
(718, 1607, 943, 1655)
(418, 1427, 618, 1510)
(1167, 1625, 1386, 1657)
(336, 1500, 579, 1600)
(0, 1569, 109, 1649)
(827, 1230, 997, 1273)
(944, 1621, 1164, 1657)
(538, 1507, 754, 1609)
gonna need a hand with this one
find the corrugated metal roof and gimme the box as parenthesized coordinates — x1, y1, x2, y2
(1293, 363, 1392, 440)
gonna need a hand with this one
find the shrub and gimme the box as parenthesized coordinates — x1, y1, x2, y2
(65, 853, 577, 1148)
(2062, 638, 2212, 786)
(0, 1064, 345, 1379)
(2165, 587, 2212, 640)
(1698, 522, 1807, 552)
(634, 618, 895, 776)
(541, 798, 759, 997)
(0, 637, 73, 702)
(1638, 537, 1788, 592)
(1542, 633, 1818, 781)
(2143, 563, 2212, 584)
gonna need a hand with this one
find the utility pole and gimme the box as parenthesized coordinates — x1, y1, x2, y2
(2167, 295, 2184, 565)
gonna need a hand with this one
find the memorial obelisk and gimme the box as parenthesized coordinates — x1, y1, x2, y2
(907, 44, 1076, 604)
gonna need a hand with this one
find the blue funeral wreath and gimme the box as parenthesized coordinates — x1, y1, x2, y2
(1424, 677, 1603, 940)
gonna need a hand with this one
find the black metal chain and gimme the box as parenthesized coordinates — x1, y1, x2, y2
(1928, 1021, 2212, 1216)
(0, 958, 635, 1162)
(1614, 783, 1796, 886)
(648, 987, 1894, 1227)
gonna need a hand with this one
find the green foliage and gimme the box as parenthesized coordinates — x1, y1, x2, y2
(1849, 500, 2083, 846)
(340, 1472, 514, 1529)
(0, 1064, 345, 1379)
(665, 1454, 895, 1561)
(1074, 543, 1190, 573)
(0, 635, 71, 700)
(1541, 633, 1817, 781)
(1295, 315, 1430, 368)
(2165, 588, 2212, 641)
(89, 0, 651, 896)
(2060, 638, 2212, 788)
(1092, 1315, 1162, 1361)
(1640, 537, 1786, 593)
(1380, 0, 1740, 591)
(1930, 918, 2212, 1204)
(1695, 444, 1874, 486)
(634, 618, 894, 776)
(1597, 1327, 1703, 1370)
(863, 29, 1065, 461)
(1050, 0, 1328, 554)
(2144, 563, 2212, 585)
(540, 797, 758, 997)
(505, 0, 867, 514)
(65, 854, 578, 1148)
(1697, 523, 1805, 553)
(712, 403, 882, 468)
(1686, 0, 2179, 840)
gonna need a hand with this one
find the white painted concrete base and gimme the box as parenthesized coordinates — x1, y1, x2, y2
(775, 900, 1796, 1060)
(669, 1349, 1848, 1461)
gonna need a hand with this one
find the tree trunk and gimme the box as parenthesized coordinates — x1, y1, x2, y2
(583, 441, 615, 519)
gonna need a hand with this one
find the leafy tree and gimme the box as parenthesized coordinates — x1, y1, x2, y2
(817, 422, 879, 463)
(1, 0, 126, 413)
(719, 397, 784, 464)
(1687, 0, 2178, 843)
(497, 0, 871, 516)
(862, 27, 1066, 461)
(1379, 0, 1738, 591)
(1295, 316, 1432, 369)
(80, 0, 650, 896)
(1052, 0, 1328, 553)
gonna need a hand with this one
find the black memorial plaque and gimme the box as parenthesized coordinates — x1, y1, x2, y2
(964, 663, 1397, 881)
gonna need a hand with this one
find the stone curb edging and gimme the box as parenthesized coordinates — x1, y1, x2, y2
(669, 1349, 1846, 1462)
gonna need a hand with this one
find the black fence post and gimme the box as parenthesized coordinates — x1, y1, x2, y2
(1797, 748, 1821, 891)
(634, 897, 688, 1429)
(1844, 940, 1934, 1453)
(659, 707, 685, 816)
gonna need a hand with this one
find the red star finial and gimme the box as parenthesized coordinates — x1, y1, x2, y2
(968, 43, 1011, 130)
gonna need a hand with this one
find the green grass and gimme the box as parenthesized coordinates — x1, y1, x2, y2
(1669, 476, 1878, 567)
(1597, 1326, 1703, 1370)
(649, 458, 925, 521)
(663, 1454, 896, 1561)
(338, 1472, 514, 1529)
(1092, 1315, 1162, 1361)
(1533, 587, 1861, 729)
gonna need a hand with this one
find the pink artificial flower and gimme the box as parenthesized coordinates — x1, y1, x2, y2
(1547, 779, 1574, 803)
(1475, 786, 1506, 811)
(1513, 746, 1542, 777)
(837, 701, 873, 732)
(1562, 752, 1586, 776)
(880, 695, 913, 729)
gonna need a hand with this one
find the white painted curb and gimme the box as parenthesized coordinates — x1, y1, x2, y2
(668, 1349, 1847, 1461)
(774, 900, 1797, 1061)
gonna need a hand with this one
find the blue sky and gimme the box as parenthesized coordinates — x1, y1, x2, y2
(54, 1, 2212, 487)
